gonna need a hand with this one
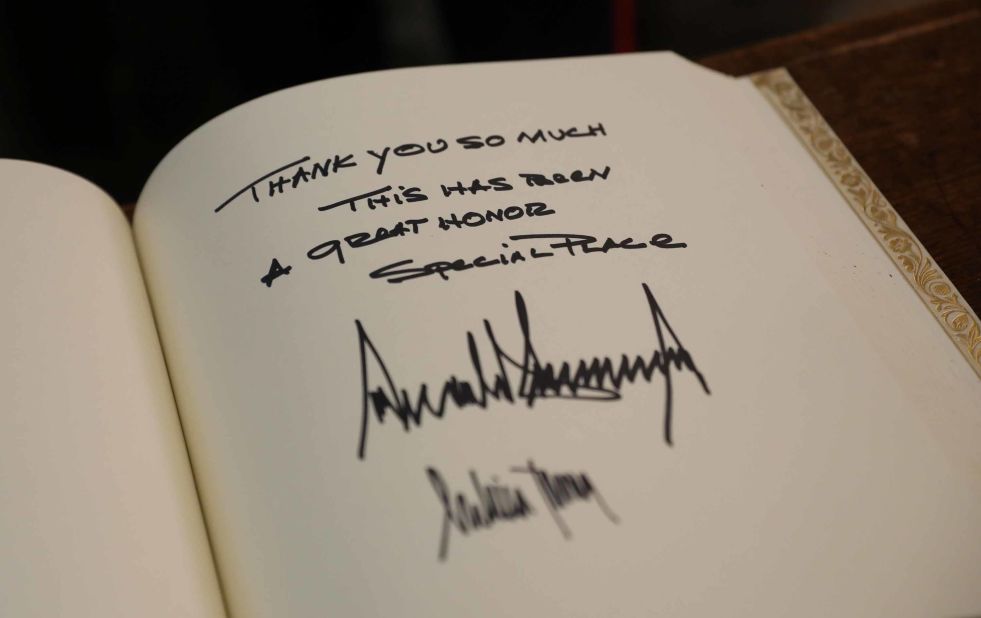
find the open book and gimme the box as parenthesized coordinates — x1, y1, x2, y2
(3, 52, 980, 617)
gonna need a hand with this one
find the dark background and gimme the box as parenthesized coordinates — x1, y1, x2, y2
(0, 0, 923, 203)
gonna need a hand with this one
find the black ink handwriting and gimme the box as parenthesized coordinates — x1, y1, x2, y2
(369, 232, 686, 284)
(308, 218, 429, 265)
(356, 283, 710, 460)
(517, 123, 606, 144)
(215, 154, 358, 213)
(318, 185, 428, 213)
(427, 459, 617, 561)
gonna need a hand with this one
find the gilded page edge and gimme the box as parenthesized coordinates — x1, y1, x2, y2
(751, 68, 981, 380)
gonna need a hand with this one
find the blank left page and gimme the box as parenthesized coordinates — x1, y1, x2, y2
(0, 161, 225, 617)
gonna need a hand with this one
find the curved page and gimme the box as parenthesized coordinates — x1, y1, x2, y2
(134, 53, 981, 617)
(0, 161, 225, 617)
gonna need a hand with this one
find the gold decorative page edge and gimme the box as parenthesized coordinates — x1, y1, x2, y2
(751, 68, 981, 379)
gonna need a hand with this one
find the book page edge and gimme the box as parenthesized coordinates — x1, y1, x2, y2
(751, 68, 981, 380)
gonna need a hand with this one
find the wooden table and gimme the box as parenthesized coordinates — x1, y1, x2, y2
(701, 0, 981, 313)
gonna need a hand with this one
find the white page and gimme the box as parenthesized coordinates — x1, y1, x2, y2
(134, 53, 981, 617)
(0, 161, 225, 617)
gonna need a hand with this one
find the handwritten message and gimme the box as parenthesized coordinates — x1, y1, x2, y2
(213, 122, 686, 288)
(211, 121, 712, 558)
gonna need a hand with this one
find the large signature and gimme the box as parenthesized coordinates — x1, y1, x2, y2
(355, 283, 710, 460)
